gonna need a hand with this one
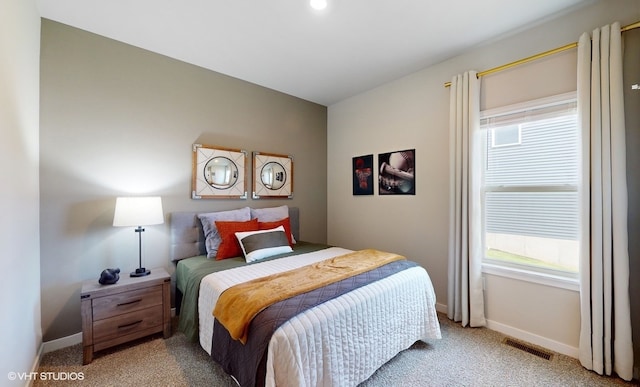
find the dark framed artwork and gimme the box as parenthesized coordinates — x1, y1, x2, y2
(352, 154, 374, 195)
(192, 144, 248, 199)
(252, 152, 294, 199)
(378, 149, 415, 195)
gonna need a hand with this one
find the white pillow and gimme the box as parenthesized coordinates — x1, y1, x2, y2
(197, 207, 251, 259)
(235, 226, 293, 263)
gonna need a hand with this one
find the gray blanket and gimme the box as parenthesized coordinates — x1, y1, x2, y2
(211, 259, 418, 387)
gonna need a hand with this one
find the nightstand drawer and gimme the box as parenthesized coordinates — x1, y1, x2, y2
(93, 305, 163, 343)
(92, 285, 162, 321)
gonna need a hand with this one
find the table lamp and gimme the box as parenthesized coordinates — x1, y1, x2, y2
(113, 196, 164, 277)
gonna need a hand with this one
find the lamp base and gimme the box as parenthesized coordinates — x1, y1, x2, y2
(130, 267, 151, 277)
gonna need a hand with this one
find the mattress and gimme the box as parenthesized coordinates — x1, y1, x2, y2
(197, 247, 441, 386)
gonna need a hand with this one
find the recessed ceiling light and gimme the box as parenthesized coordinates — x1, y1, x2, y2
(310, 0, 327, 10)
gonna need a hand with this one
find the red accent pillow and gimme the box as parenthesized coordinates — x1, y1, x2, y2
(258, 217, 294, 246)
(214, 219, 259, 260)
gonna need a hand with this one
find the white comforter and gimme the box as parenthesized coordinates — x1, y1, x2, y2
(198, 247, 441, 387)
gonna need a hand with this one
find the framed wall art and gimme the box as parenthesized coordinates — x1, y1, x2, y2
(192, 144, 248, 199)
(352, 154, 374, 195)
(252, 152, 293, 199)
(378, 149, 415, 195)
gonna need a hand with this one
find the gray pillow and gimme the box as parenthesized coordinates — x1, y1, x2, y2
(250, 205, 289, 222)
(250, 205, 296, 243)
(197, 207, 251, 259)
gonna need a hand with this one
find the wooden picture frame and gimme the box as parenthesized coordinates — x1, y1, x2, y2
(192, 144, 248, 199)
(378, 149, 415, 195)
(252, 152, 293, 199)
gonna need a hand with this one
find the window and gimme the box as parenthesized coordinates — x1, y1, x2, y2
(480, 92, 579, 281)
(491, 125, 521, 148)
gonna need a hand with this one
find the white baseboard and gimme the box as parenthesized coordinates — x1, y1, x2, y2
(485, 318, 579, 358)
(42, 332, 82, 354)
(27, 344, 44, 387)
(436, 302, 578, 359)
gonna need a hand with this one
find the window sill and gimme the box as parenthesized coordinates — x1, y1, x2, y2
(482, 263, 579, 292)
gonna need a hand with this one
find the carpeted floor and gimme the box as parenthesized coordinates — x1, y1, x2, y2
(35, 314, 637, 386)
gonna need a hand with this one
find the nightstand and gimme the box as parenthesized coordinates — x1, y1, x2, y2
(80, 267, 171, 364)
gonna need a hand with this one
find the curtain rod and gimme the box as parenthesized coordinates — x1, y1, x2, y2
(444, 20, 640, 88)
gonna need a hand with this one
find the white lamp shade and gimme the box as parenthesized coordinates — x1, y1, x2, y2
(113, 196, 164, 227)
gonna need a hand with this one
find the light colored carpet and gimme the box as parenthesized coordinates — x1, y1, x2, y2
(35, 314, 637, 386)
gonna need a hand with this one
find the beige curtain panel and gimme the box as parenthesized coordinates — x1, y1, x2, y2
(577, 22, 634, 382)
(447, 71, 486, 328)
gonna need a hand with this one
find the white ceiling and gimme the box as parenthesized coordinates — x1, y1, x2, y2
(36, 0, 589, 106)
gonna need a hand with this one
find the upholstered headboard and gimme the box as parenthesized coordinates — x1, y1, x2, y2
(169, 207, 300, 262)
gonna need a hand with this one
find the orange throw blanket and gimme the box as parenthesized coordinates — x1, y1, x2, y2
(213, 249, 405, 344)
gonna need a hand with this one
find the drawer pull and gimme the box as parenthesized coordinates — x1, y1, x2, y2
(117, 299, 142, 307)
(118, 320, 142, 329)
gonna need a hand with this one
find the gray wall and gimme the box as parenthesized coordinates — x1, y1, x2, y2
(328, 0, 639, 361)
(623, 27, 640, 379)
(40, 20, 327, 341)
(1, 0, 42, 382)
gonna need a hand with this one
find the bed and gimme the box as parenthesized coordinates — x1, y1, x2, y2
(170, 206, 441, 387)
